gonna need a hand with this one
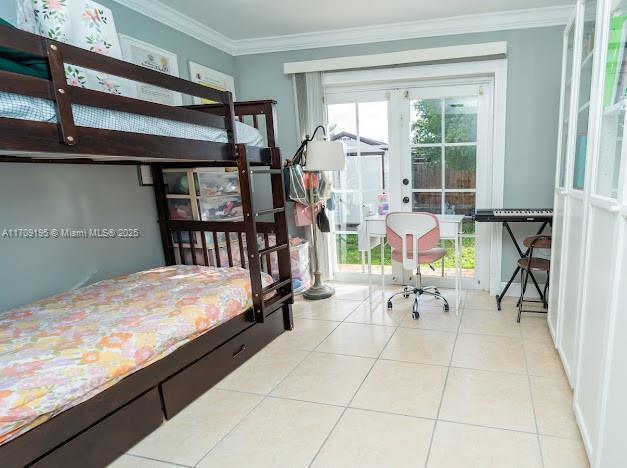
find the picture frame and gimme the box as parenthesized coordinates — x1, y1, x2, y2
(189, 61, 236, 104)
(119, 34, 183, 106)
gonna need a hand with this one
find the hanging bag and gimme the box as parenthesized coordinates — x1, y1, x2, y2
(283, 136, 308, 203)
(317, 205, 331, 233)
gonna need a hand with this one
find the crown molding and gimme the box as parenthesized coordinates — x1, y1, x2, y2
(112, 0, 236, 55)
(233, 5, 573, 55)
(112, 1, 573, 57)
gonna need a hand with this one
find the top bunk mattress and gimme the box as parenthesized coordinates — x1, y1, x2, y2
(0, 91, 265, 146)
(0, 265, 272, 446)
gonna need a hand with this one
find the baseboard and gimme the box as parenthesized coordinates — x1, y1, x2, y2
(573, 400, 594, 466)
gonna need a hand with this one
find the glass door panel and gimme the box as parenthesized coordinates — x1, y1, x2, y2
(573, 0, 598, 190)
(409, 92, 479, 279)
(445, 146, 476, 189)
(412, 147, 442, 189)
(328, 100, 390, 273)
(444, 96, 478, 143)
(560, 23, 576, 187)
(597, 1, 627, 199)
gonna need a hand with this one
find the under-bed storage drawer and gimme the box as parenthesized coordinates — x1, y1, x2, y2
(161, 308, 285, 418)
(30, 388, 163, 468)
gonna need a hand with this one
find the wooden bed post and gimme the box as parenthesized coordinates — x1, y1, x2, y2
(264, 101, 278, 148)
(235, 144, 265, 322)
(45, 39, 78, 146)
(269, 146, 294, 330)
(152, 164, 176, 265)
(223, 91, 238, 144)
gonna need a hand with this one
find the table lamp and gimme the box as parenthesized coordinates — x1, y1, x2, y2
(301, 127, 345, 300)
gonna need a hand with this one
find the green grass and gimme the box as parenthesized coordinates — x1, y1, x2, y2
(336, 234, 475, 270)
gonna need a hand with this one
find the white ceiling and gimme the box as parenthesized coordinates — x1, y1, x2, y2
(166, 0, 573, 40)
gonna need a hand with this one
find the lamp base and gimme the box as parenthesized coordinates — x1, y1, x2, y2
(304, 272, 335, 300)
(304, 283, 335, 300)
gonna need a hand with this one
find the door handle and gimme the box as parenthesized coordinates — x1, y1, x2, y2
(403, 196, 410, 204)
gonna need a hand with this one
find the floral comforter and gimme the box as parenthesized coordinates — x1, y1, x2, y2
(0, 265, 271, 445)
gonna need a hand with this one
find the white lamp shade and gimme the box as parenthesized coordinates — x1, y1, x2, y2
(304, 140, 346, 171)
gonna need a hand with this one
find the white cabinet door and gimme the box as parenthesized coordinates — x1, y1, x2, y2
(557, 0, 599, 385)
(574, 0, 627, 461)
(596, 211, 627, 468)
(549, 10, 577, 345)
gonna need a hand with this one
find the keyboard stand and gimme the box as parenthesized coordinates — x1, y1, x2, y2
(496, 221, 551, 311)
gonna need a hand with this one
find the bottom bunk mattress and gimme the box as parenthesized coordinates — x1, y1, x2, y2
(0, 265, 272, 445)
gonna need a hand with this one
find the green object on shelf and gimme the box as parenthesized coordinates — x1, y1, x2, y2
(178, 175, 189, 193)
(604, 15, 627, 107)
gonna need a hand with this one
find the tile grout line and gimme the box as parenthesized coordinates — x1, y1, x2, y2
(215, 388, 561, 440)
(124, 452, 193, 467)
(192, 303, 348, 467)
(194, 290, 374, 465)
(521, 316, 546, 468)
(306, 287, 401, 468)
(423, 292, 466, 468)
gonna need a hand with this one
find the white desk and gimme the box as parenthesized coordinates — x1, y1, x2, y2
(360, 214, 464, 313)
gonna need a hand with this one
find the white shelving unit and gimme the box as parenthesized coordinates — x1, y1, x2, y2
(163, 168, 244, 265)
(551, 1, 627, 466)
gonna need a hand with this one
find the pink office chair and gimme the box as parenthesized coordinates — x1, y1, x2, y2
(386, 212, 449, 319)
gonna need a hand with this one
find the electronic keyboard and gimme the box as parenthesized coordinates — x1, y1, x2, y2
(474, 208, 553, 223)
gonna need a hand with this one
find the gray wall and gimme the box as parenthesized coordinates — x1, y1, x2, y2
(0, 164, 164, 310)
(234, 27, 563, 283)
(0, 1, 236, 310)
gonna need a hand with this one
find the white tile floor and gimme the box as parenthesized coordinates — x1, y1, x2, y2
(110, 284, 589, 468)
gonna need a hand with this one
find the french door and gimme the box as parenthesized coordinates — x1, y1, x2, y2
(327, 80, 494, 289)
(397, 83, 492, 289)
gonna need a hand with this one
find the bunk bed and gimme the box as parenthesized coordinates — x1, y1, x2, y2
(0, 24, 294, 468)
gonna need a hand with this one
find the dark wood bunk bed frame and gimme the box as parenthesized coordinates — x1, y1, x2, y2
(0, 25, 293, 467)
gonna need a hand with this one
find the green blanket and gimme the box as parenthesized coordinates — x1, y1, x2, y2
(0, 17, 50, 79)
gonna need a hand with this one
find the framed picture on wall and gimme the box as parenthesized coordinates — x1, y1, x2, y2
(189, 61, 236, 104)
(119, 34, 183, 105)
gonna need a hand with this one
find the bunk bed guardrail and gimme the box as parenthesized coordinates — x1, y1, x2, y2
(0, 24, 273, 163)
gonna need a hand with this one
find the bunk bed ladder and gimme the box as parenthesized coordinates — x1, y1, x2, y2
(236, 144, 293, 325)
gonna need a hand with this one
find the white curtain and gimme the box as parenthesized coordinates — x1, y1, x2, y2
(293, 72, 334, 281)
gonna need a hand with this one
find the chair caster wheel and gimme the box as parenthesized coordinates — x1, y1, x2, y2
(412, 303, 420, 319)
(444, 304, 450, 312)
(387, 301, 393, 310)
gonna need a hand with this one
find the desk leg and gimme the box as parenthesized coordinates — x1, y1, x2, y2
(367, 238, 372, 292)
(380, 238, 385, 293)
(455, 226, 461, 315)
